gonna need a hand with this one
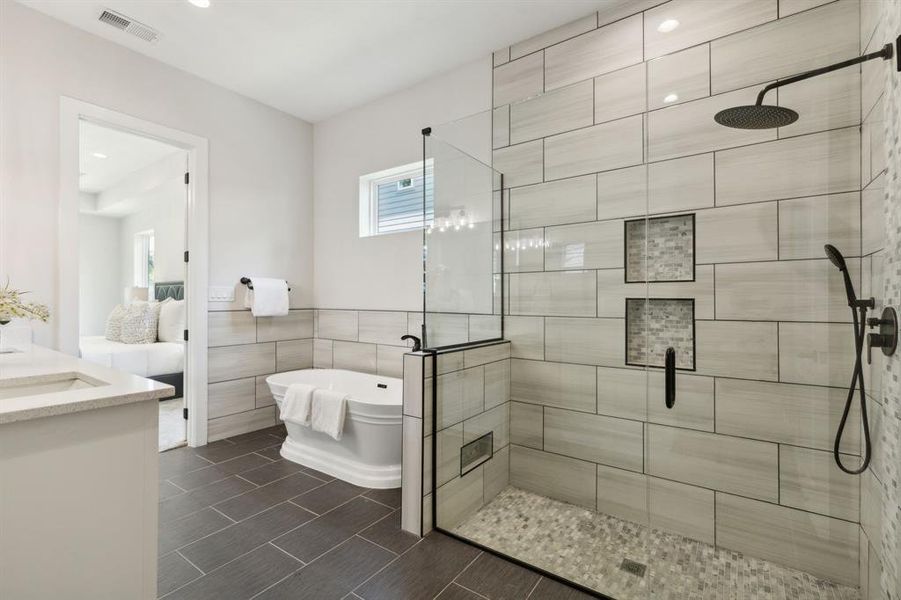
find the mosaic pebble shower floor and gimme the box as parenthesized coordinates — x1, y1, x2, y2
(454, 487, 859, 600)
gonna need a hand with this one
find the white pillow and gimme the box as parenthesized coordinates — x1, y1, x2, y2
(120, 301, 162, 344)
(104, 304, 127, 341)
(158, 299, 185, 343)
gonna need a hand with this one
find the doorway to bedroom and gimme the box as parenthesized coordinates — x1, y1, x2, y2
(76, 120, 189, 451)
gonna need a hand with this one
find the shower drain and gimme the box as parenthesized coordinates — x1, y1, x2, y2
(619, 559, 647, 578)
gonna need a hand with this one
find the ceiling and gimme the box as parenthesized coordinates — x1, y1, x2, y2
(79, 120, 182, 197)
(20, 0, 620, 122)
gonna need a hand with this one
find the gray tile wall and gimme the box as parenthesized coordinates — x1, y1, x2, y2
(490, 0, 873, 587)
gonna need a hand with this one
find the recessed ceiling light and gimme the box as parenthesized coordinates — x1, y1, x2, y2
(188, 0, 211, 7)
(663, 93, 679, 104)
(91, 152, 108, 159)
(657, 19, 679, 33)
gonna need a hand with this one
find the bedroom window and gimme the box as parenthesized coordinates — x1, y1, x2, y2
(134, 230, 155, 289)
(359, 160, 433, 237)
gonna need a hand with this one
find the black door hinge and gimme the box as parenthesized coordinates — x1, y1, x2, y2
(182, 407, 188, 420)
(184, 172, 190, 185)
(183, 329, 189, 341)
(184, 250, 189, 263)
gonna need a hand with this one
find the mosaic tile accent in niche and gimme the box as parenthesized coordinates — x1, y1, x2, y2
(626, 298, 695, 370)
(625, 214, 695, 283)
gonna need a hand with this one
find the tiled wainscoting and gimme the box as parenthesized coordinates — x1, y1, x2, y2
(206, 308, 502, 442)
(488, 0, 886, 591)
(400, 342, 511, 537)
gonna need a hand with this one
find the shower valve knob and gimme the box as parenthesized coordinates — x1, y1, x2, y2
(866, 307, 898, 364)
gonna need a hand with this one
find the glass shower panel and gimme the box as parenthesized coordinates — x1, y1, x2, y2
(422, 134, 502, 348)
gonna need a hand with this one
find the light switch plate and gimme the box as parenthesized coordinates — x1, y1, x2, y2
(209, 286, 235, 302)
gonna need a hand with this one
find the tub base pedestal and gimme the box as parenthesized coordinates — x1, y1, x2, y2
(280, 436, 401, 489)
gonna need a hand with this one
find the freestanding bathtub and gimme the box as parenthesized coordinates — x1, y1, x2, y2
(266, 369, 402, 489)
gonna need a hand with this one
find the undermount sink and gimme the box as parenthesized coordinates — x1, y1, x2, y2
(0, 372, 107, 400)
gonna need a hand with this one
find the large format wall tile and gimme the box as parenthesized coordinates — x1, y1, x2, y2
(209, 343, 276, 383)
(510, 359, 596, 413)
(715, 128, 860, 206)
(256, 310, 313, 343)
(695, 203, 778, 264)
(545, 317, 624, 367)
(508, 271, 597, 317)
(597, 265, 715, 320)
(332, 341, 377, 374)
(695, 321, 778, 380)
(544, 15, 643, 91)
(493, 53, 543, 107)
(716, 493, 858, 585)
(649, 477, 715, 545)
(596, 464, 647, 525)
(510, 13, 597, 61)
(510, 401, 542, 449)
(493, 105, 509, 149)
(596, 165, 645, 220)
(208, 378, 255, 419)
(645, 371, 714, 432)
(715, 258, 858, 322)
(377, 345, 406, 378)
(509, 175, 596, 229)
(710, 0, 858, 94)
(208, 406, 276, 442)
(644, 0, 776, 59)
(544, 407, 643, 471)
(647, 44, 710, 110)
(647, 425, 779, 501)
(317, 310, 359, 341)
(498, 229, 544, 273)
(358, 311, 408, 345)
(779, 322, 855, 387)
(436, 468, 484, 531)
(504, 316, 544, 360)
(777, 68, 860, 137)
(436, 424, 464, 488)
(647, 153, 714, 214)
(465, 403, 510, 449)
(510, 445, 597, 510)
(647, 87, 775, 161)
(493, 140, 544, 188)
(510, 80, 593, 144)
(862, 174, 886, 255)
(209, 311, 256, 347)
(778, 193, 861, 260)
(779, 445, 859, 521)
(544, 220, 623, 271)
(593, 63, 646, 124)
(275, 339, 313, 372)
(716, 378, 859, 453)
(436, 367, 485, 428)
(596, 366, 647, 422)
(545, 115, 643, 180)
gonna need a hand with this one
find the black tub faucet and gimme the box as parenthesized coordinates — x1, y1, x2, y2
(401, 335, 421, 352)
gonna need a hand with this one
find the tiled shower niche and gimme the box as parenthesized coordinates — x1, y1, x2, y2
(624, 214, 695, 283)
(625, 298, 695, 370)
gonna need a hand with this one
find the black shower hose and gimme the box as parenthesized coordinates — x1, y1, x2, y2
(833, 304, 872, 475)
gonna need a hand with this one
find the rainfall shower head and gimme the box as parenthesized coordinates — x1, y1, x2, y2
(824, 244, 857, 306)
(714, 42, 896, 130)
(713, 104, 798, 129)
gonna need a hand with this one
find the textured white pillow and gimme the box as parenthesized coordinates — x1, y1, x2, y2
(158, 299, 185, 343)
(120, 301, 162, 344)
(104, 304, 127, 341)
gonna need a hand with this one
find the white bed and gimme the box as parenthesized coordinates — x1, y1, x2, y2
(79, 336, 184, 378)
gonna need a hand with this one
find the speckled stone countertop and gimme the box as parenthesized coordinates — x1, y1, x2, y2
(0, 346, 174, 424)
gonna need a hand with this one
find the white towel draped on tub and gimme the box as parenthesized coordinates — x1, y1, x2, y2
(311, 388, 348, 441)
(281, 383, 316, 425)
(243, 277, 289, 317)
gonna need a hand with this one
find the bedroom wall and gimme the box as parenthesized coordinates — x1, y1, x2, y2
(0, 1, 315, 349)
(78, 214, 121, 336)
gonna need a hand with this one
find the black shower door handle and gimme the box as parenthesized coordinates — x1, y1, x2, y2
(664, 347, 676, 409)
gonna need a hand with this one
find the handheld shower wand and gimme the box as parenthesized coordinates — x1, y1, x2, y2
(825, 245, 874, 475)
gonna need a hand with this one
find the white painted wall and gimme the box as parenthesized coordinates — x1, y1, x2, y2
(312, 58, 492, 311)
(78, 214, 121, 336)
(0, 2, 314, 347)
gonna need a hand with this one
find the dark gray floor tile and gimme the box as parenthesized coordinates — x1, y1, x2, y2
(159, 476, 255, 523)
(527, 577, 595, 600)
(363, 488, 401, 509)
(240, 459, 305, 486)
(355, 534, 479, 600)
(256, 537, 394, 600)
(194, 435, 280, 464)
(292, 479, 368, 515)
(168, 453, 272, 491)
(159, 447, 214, 480)
(213, 471, 325, 521)
(358, 511, 418, 555)
(160, 480, 186, 501)
(455, 551, 540, 600)
(299, 465, 336, 482)
(254, 446, 283, 461)
(159, 507, 232, 556)
(436, 583, 486, 600)
(180, 502, 316, 573)
(273, 497, 392, 563)
(163, 544, 301, 600)
(158, 551, 202, 597)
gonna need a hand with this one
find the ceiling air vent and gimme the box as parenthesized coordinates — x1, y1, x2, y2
(98, 9, 160, 44)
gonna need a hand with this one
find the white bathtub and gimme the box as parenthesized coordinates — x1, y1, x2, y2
(266, 369, 402, 489)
